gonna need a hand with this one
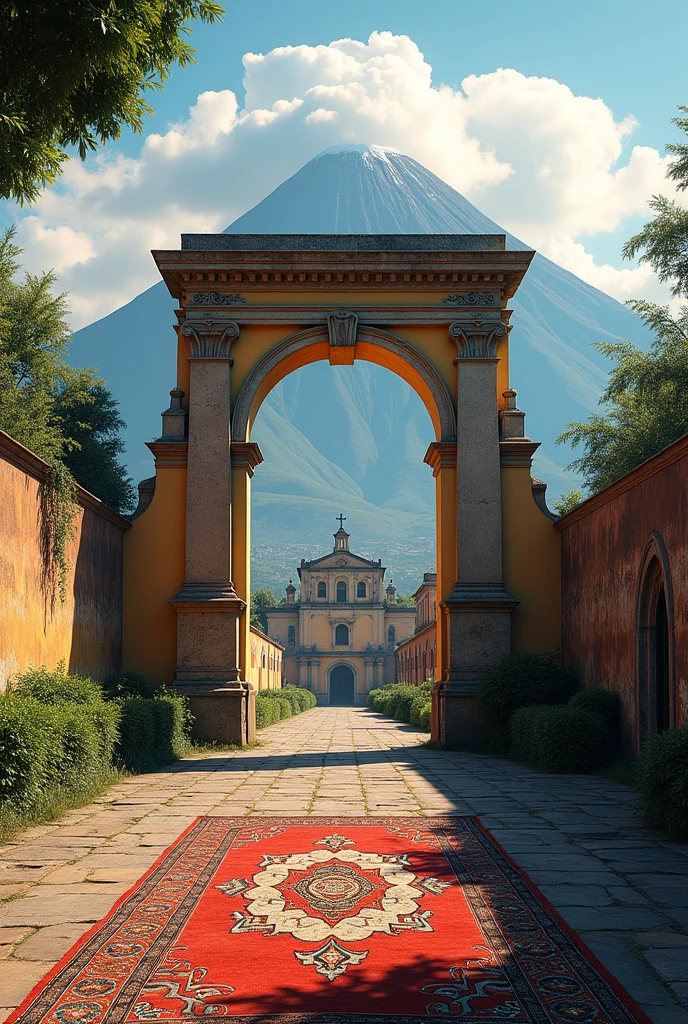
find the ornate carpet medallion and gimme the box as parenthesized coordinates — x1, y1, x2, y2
(8, 817, 652, 1024)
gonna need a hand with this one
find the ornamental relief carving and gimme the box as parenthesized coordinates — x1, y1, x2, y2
(181, 319, 240, 359)
(327, 310, 359, 347)
(442, 291, 497, 306)
(449, 318, 507, 360)
(190, 291, 246, 305)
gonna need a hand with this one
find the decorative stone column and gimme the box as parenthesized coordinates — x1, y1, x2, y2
(170, 317, 254, 746)
(439, 315, 518, 748)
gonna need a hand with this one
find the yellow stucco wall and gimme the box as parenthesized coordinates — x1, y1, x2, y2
(247, 625, 284, 690)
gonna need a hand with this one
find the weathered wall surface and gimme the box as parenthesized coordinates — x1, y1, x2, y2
(247, 625, 284, 690)
(0, 431, 129, 689)
(558, 435, 688, 751)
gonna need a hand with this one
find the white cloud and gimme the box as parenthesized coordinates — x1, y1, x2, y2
(5, 31, 680, 328)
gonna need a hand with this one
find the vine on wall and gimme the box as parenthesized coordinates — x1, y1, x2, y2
(39, 460, 78, 610)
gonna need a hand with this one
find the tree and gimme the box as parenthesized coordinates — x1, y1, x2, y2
(553, 489, 584, 517)
(57, 384, 135, 511)
(251, 588, 279, 633)
(558, 108, 688, 493)
(0, 226, 134, 513)
(622, 107, 688, 297)
(0, 1, 224, 203)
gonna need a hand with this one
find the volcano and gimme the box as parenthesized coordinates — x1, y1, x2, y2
(69, 146, 651, 591)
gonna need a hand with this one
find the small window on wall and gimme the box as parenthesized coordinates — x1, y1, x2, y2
(336, 581, 347, 603)
(387, 625, 396, 645)
(317, 581, 327, 598)
(287, 625, 296, 648)
(335, 624, 349, 645)
(357, 581, 367, 598)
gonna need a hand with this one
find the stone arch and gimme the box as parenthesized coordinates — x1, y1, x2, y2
(231, 325, 457, 443)
(327, 661, 357, 707)
(636, 531, 675, 745)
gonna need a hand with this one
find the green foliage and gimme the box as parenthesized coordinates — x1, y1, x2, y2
(511, 705, 609, 773)
(117, 693, 190, 771)
(569, 689, 622, 757)
(57, 384, 135, 512)
(476, 652, 578, 752)
(419, 703, 432, 731)
(557, 303, 688, 492)
(367, 681, 432, 730)
(250, 588, 279, 632)
(0, 692, 119, 805)
(103, 671, 150, 699)
(0, 1, 225, 203)
(254, 686, 316, 729)
(40, 459, 79, 605)
(554, 489, 584, 517)
(12, 663, 103, 704)
(638, 727, 688, 839)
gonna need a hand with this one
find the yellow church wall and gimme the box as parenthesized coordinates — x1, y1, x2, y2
(122, 467, 186, 686)
(501, 466, 562, 653)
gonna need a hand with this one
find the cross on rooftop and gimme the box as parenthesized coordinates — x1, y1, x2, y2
(336, 513, 347, 530)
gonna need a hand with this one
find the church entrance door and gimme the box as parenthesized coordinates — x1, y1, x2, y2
(329, 666, 355, 706)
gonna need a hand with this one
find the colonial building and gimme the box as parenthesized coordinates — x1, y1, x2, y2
(395, 573, 438, 686)
(267, 519, 415, 705)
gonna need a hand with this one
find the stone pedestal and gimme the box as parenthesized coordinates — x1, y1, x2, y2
(187, 684, 255, 746)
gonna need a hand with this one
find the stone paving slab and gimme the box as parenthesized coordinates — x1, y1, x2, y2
(0, 706, 686, 1023)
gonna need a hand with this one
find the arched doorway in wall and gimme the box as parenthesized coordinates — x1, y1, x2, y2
(637, 533, 674, 742)
(329, 664, 356, 706)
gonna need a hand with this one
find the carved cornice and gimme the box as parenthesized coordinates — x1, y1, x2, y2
(231, 441, 264, 477)
(153, 248, 535, 302)
(180, 319, 239, 359)
(175, 306, 514, 327)
(146, 440, 188, 468)
(499, 439, 540, 468)
(449, 317, 507, 360)
(423, 441, 457, 476)
(190, 291, 245, 306)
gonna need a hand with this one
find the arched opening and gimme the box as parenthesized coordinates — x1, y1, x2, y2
(329, 664, 355, 706)
(357, 581, 367, 598)
(334, 624, 349, 646)
(336, 581, 348, 604)
(387, 624, 396, 647)
(636, 534, 674, 744)
(317, 581, 326, 598)
(287, 625, 295, 649)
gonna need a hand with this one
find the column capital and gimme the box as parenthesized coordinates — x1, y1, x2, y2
(181, 318, 240, 359)
(423, 441, 457, 477)
(231, 441, 264, 477)
(449, 316, 507, 360)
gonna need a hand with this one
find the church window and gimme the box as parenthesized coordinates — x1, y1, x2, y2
(287, 625, 295, 648)
(317, 581, 326, 598)
(335, 623, 349, 645)
(357, 581, 367, 598)
(387, 625, 396, 645)
(336, 581, 347, 603)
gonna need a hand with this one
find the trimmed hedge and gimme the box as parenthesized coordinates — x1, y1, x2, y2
(638, 727, 688, 839)
(0, 693, 119, 806)
(117, 694, 191, 772)
(511, 705, 609, 773)
(569, 689, 622, 757)
(477, 652, 579, 752)
(255, 685, 316, 730)
(13, 665, 104, 705)
(367, 681, 433, 732)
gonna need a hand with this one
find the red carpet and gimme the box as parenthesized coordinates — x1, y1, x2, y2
(9, 817, 650, 1023)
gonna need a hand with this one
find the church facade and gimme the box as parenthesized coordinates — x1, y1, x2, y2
(267, 520, 415, 705)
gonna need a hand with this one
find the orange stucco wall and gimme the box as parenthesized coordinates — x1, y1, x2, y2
(0, 432, 129, 689)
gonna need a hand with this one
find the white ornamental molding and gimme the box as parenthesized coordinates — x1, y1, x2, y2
(449, 317, 507, 360)
(327, 309, 359, 348)
(181, 319, 240, 359)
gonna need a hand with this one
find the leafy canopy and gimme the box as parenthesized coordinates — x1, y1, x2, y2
(0, 1, 224, 203)
(0, 226, 134, 512)
(558, 108, 688, 494)
(250, 588, 280, 633)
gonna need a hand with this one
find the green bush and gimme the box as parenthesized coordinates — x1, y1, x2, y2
(0, 693, 119, 806)
(366, 688, 382, 708)
(569, 689, 622, 756)
(254, 686, 316, 729)
(410, 695, 432, 730)
(511, 705, 609, 773)
(419, 703, 432, 731)
(12, 664, 103, 705)
(117, 693, 190, 771)
(638, 727, 688, 839)
(367, 681, 433, 728)
(103, 671, 150, 700)
(477, 652, 579, 752)
(255, 693, 282, 729)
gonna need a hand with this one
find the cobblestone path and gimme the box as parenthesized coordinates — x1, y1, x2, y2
(1, 707, 686, 1021)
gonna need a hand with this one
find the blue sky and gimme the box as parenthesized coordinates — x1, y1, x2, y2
(6, 0, 685, 329)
